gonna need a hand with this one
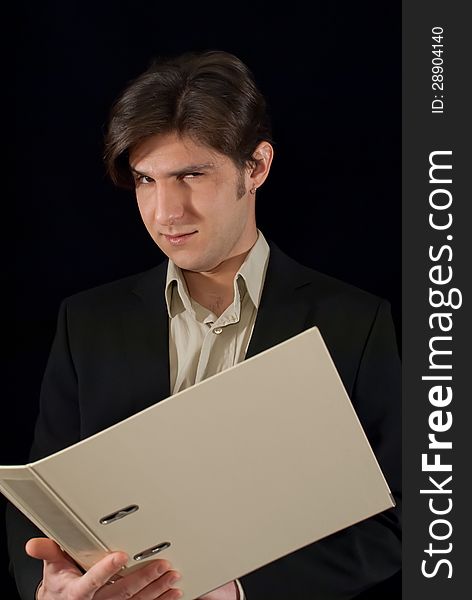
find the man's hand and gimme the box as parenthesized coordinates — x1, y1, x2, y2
(198, 581, 239, 600)
(25, 537, 182, 599)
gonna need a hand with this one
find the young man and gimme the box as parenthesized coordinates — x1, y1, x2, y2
(6, 50, 401, 599)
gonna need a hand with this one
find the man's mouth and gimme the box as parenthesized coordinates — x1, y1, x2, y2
(163, 231, 197, 245)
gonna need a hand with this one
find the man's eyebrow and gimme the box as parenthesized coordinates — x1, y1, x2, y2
(130, 163, 216, 178)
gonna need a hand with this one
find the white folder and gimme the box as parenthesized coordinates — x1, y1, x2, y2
(0, 326, 395, 599)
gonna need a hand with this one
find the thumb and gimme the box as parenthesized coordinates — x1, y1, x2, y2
(26, 537, 78, 570)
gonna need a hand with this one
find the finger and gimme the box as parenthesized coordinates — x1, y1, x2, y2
(94, 559, 177, 600)
(73, 551, 129, 597)
(26, 537, 85, 582)
(25, 538, 66, 562)
(125, 568, 181, 600)
(155, 588, 183, 600)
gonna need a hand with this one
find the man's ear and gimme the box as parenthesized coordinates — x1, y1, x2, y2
(247, 141, 274, 192)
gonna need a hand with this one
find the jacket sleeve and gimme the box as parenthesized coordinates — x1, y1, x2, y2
(5, 300, 81, 600)
(239, 300, 402, 599)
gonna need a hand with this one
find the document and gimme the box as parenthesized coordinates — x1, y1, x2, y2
(0, 326, 395, 599)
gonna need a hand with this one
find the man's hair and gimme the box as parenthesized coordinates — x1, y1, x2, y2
(103, 50, 273, 189)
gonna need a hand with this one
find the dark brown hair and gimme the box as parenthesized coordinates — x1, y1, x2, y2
(103, 50, 273, 189)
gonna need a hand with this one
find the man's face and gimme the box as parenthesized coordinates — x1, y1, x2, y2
(129, 132, 257, 272)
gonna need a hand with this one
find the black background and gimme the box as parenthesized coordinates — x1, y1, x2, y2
(5, 1, 401, 597)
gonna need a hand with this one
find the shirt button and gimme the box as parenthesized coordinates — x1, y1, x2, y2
(213, 327, 223, 335)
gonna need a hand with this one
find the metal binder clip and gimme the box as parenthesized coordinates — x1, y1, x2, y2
(99, 504, 139, 524)
(133, 542, 171, 561)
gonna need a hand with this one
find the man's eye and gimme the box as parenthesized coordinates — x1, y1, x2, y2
(182, 172, 203, 180)
(135, 175, 154, 185)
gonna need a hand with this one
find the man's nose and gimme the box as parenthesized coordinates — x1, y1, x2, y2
(153, 181, 185, 226)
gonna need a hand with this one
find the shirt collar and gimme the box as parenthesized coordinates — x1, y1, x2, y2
(165, 229, 270, 319)
(236, 229, 269, 309)
(165, 262, 192, 319)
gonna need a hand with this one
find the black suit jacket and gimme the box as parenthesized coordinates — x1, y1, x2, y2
(6, 242, 401, 599)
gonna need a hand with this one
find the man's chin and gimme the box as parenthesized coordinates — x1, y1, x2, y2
(167, 255, 212, 273)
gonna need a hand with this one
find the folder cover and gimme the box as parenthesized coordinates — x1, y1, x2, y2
(1, 326, 395, 599)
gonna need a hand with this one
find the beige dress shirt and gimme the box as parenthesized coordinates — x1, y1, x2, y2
(165, 230, 270, 599)
(166, 230, 270, 395)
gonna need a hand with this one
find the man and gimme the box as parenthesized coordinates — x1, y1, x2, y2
(6, 50, 401, 599)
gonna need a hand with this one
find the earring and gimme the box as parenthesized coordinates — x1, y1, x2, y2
(250, 186, 257, 195)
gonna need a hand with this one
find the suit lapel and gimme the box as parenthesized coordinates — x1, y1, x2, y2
(247, 242, 315, 359)
(130, 260, 171, 406)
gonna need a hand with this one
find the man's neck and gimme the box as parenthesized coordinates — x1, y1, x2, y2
(182, 250, 251, 318)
